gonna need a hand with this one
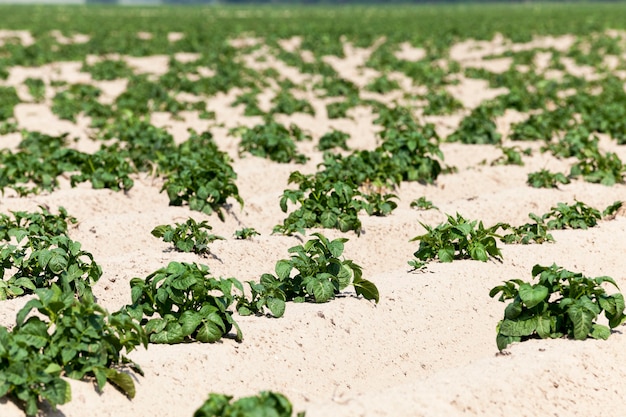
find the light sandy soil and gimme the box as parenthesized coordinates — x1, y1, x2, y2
(1, 32, 626, 417)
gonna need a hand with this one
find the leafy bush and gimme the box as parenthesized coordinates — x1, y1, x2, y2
(0, 86, 20, 121)
(527, 169, 570, 188)
(81, 59, 134, 81)
(409, 213, 504, 268)
(234, 227, 260, 240)
(235, 121, 308, 164)
(0, 207, 100, 300)
(446, 103, 502, 144)
(237, 233, 379, 317)
(317, 129, 350, 151)
(160, 130, 243, 219)
(490, 264, 626, 350)
(194, 391, 304, 417)
(0, 285, 147, 416)
(275, 172, 363, 235)
(151, 218, 224, 255)
(410, 196, 438, 211)
(500, 213, 554, 244)
(541, 201, 601, 230)
(24, 77, 45, 102)
(126, 262, 243, 344)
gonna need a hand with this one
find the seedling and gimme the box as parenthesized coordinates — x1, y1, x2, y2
(237, 233, 379, 317)
(527, 169, 570, 188)
(490, 264, 626, 350)
(126, 262, 243, 344)
(410, 197, 438, 211)
(234, 121, 308, 164)
(409, 213, 505, 268)
(234, 227, 260, 240)
(194, 391, 305, 417)
(151, 218, 224, 256)
(0, 285, 147, 416)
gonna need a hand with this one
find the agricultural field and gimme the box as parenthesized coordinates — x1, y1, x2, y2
(2, 3, 626, 416)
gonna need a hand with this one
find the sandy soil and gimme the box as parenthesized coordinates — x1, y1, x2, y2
(1, 32, 626, 417)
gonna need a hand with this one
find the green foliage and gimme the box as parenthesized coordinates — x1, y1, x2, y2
(541, 201, 601, 230)
(126, 262, 243, 344)
(234, 227, 260, 240)
(500, 213, 554, 245)
(421, 89, 463, 116)
(0, 86, 20, 121)
(410, 197, 438, 211)
(446, 103, 502, 144)
(70, 149, 135, 191)
(361, 190, 398, 217)
(275, 172, 363, 235)
(490, 145, 531, 166)
(365, 74, 400, 93)
(97, 112, 176, 172)
(237, 233, 378, 317)
(160, 130, 243, 219)
(569, 148, 625, 186)
(317, 129, 350, 151)
(270, 89, 315, 116)
(81, 59, 134, 81)
(24, 77, 45, 102)
(51, 83, 111, 123)
(235, 121, 308, 164)
(194, 391, 305, 417)
(527, 169, 570, 188)
(232, 89, 265, 117)
(325, 97, 359, 119)
(151, 218, 224, 255)
(0, 206, 100, 300)
(0, 131, 83, 195)
(409, 213, 504, 268)
(0, 285, 147, 416)
(490, 264, 626, 350)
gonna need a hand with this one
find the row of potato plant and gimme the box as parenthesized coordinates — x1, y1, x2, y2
(0, 207, 377, 415)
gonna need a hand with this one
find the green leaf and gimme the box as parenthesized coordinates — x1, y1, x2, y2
(504, 301, 523, 320)
(196, 320, 223, 343)
(438, 247, 454, 263)
(567, 302, 594, 340)
(499, 317, 537, 337)
(353, 278, 379, 304)
(306, 276, 335, 303)
(327, 239, 345, 258)
(180, 311, 203, 337)
(105, 368, 136, 399)
(275, 260, 292, 281)
(590, 324, 611, 340)
(266, 297, 286, 318)
(518, 284, 549, 308)
(42, 377, 72, 407)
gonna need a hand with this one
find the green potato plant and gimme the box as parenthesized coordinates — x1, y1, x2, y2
(234, 227, 260, 240)
(0, 285, 147, 416)
(409, 213, 505, 269)
(126, 262, 243, 344)
(237, 233, 379, 318)
(151, 218, 224, 256)
(490, 264, 626, 350)
(194, 391, 305, 417)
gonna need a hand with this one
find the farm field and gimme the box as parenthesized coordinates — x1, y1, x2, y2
(2, 3, 626, 416)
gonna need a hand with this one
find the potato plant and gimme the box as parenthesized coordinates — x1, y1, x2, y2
(126, 262, 243, 344)
(237, 233, 379, 318)
(409, 213, 505, 269)
(151, 218, 224, 256)
(194, 391, 304, 417)
(490, 264, 626, 350)
(0, 285, 147, 416)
